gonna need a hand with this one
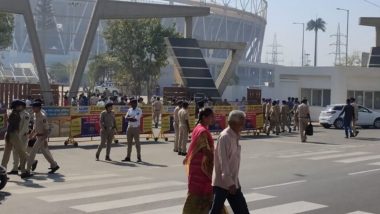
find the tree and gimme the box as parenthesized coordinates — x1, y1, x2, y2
(345, 51, 362, 67)
(307, 18, 326, 67)
(0, 13, 14, 51)
(87, 53, 121, 89)
(103, 19, 180, 97)
(49, 63, 70, 84)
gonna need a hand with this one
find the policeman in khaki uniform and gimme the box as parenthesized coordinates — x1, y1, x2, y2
(96, 102, 117, 161)
(280, 100, 291, 133)
(8, 101, 31, 175)
(178, 101, 190, 156)
(296, 98, 311, 142)
(173, 100, 182, 153)
(267, 100, 280, 135)
(24, 102, 59, 179)
(152, 97, 162, 128)
(1, 100, 30, 178)
(264, 99, 272, 132)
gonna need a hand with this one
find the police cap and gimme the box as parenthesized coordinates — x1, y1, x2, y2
(31, 102, 42, 107)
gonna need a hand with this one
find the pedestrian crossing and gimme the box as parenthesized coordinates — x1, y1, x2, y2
(4, 173, 374, 214)
(275, 149, 380, 167)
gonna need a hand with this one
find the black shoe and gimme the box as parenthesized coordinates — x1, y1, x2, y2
(32, 160, 38, 171)
(178, 152, 182, 156)
(173, 149, 178, 153)
(289, 128, 292, 133)
(122, 157, 131, 162)
(7, 170, 18, 175)
(137, 158, 142, 163)
(181, 152, 187, 156)
(105, 156, 112, 161)
(21, 171, 33, 179)
(355, 131, 359, 137)
(350, 133, 355, 138)
(345, 136, 349, 139)
(96, 154, 99, 161)
(48, 165, 60, 174)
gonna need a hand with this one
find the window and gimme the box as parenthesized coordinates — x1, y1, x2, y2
(359, 106, 370, 113)
(365, 92, 373, 110)
(301, 88, 331, 107)
(347, 91, 380, 109)
(333, 105, 344, 111)
(375, 92, 380, 109)
(355, 91, 364, 106)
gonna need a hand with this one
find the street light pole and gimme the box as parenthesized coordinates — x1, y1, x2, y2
(293, 22, 305, 66)
(337, 8, 349, 66)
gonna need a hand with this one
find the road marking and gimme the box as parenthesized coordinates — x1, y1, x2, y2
(335, 155, 380, 163)
(252, 201, 327, 214)
(38, 181, 185, 202)
(252, 180, 307, 190)
(71, 190, 187, 213)
(347, 211, 374, 214)
(11, 177, 150, 194)
(131, 192, 275, 214)
(368, 162, 380, 166)
(6, 173, 120, 188)
(306, 152, 370, 160)
(349, 168, 380, 176)
(278, 151, 340, 158)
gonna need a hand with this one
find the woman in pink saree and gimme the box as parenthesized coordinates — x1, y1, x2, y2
(183, 108, 227, 214)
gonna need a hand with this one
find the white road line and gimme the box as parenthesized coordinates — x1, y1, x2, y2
(71, 190, 187, 213)
(38, 181, 185, 202)
(349, 168, 380, 176)
(368, 162, 380, 166)
(252, 180, 307, 190)
(278, 151, 340, 158)
(307, 152, 370, 160)
(131, 192, 275, 214)
(335, 155, 380, 163)
(347, 211, 374, 214)
(6, 173, 120, 188)
(252, 201, 328, 214)
(11, 177, 150, 194)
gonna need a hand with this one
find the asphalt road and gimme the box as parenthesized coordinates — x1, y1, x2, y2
(1, 126, 380, 214)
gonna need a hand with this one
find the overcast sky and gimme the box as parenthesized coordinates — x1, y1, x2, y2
(262, 0, 380, 66)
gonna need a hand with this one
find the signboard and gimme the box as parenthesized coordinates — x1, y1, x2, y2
(245, 112, 257, 130)
(209, 114, 226, 132)
(81, 115, 101, 137)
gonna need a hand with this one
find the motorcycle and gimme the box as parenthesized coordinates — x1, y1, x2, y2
(0, 165, 7, 190)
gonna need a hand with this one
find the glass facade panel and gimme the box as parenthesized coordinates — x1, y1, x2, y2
(301, 89, 312, 104)
(365, 92, 373, 109)
(374, 92, 380, 109)
(355, 91, 364, 106)
(312, 89, 322, 106)
(323, 90, 331, 107)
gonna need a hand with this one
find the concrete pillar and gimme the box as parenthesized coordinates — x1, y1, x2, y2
(184, 17, 193, 38)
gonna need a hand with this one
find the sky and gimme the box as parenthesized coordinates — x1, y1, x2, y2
(262, 0, 380, 66)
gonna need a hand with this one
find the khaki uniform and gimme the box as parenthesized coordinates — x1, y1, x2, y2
(297, 103, 310, 142)
(173, 106, 181, 151)
(351, 102, 359, 134)
(293, 103, 299, 131)
(267, 105, 280, 134)
(280, 105, 291, 132)
(264, 103, 272, 132)
(178, 108, 189, 153)
(152, 101, 162, 127)
(125, 107, 143, 159)
(12, 110, 31, 171)
(27, 111, 57, 171)
(97, 110, 116, 158)
(1, 110, 29, 173)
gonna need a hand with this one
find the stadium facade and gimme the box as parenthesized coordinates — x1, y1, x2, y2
(1, 0, 272, 97)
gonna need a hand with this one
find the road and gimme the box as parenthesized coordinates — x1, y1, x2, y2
(1, 126, 380, 214)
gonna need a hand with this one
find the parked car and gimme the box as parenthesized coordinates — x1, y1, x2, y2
(94, 82, 120, 96)
(319, 104, 380, 129)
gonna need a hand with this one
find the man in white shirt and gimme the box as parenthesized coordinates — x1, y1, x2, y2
(209, 110, 249, 214)
(123, 98, 143, 162)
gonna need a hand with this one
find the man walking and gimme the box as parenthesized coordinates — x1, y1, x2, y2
(292, 99, 300, 131)
(267, 100, 280, 136)
(173, 100, 182, 153)
(178, 101, 190, 156)
(297, 98, 311, 142)
(350, 97, 359, 137)
(209, 110, 250, 214)
(152, 97, 162, 128)
(25, 102, 60, 178)
(338, 99, 355, 138)
(96, 103, 117, 161)
(123, 98, 143, 162)
(280, 100, 291, 133)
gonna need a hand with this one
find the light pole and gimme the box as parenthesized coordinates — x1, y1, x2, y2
(293, 22, 305, 66)
(337, 8, 349, 66)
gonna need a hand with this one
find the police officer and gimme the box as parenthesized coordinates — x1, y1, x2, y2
(280, 100, 291, 133)
(292, 99, 300, 131)
(173, 100, 183, 153)
(8, 101, 31, 175)
(123, 98, 143, 162)
(264, 99, 272, 132)
(267, 100, 280, 135)
(152, 97, 162, 128)
(178, 101, 190, 156)
(25, 102, 59, 178)
(1, 100, 30, 178)
(96, 103, 117, 161)
(297, 98, 311, 142)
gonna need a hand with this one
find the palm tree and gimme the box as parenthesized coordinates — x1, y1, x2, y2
(307, 18, 326, 67)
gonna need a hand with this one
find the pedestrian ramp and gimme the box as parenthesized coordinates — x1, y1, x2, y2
(5, 173, 375, 214)
(274, 149, 380, 166)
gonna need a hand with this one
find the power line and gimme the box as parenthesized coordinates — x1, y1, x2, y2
(363, 0, 380, 8)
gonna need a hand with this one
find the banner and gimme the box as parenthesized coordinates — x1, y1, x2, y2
(0, 109, 7, 140)
(245, 112, 257, 130)
(209, 113, 226, 132)
(140, 114, 152, 134)
(44, 107, 71, 137)
(161, 114, 173, 133)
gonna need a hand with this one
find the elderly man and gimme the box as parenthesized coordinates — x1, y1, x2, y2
(209, 110, 250, 214)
